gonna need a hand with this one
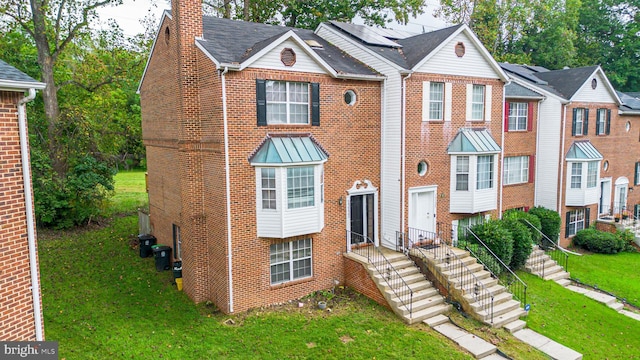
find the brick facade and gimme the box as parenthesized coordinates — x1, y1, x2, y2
(0, 90, 43, 340)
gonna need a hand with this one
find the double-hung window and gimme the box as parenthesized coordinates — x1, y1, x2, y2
(503, 156, 529, 185)
(471, 85, 485, 121)
(429, 82, 444, 120)
(270, 238, 312, 284)
(570, 163, 582, 189)
(595, 108, 610, 135)
(287, 166, 315, 209)
(266, 81, 309, 124)
(508, 102, 528, 131)
(635, 162, 640, 186)
(587, 162, 598, 188)
(477, 155, 494, 190)
(456, 156, 469, 191)
(261, 168, 277, 209)
(572, 108, 588, 136)
(567, 209, 585, 237)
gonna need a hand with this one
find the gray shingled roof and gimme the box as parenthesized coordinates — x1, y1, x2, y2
(196, 17, 378, 77)
(534, 66, 599, 99)
(618, 91, 640, 112)
(500, 63, 571, 99)
(0, 59, 41, 85)
(328, 21, 463, 70)
(505, 82, 544, 98)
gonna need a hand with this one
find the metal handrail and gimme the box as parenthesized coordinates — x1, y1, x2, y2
(523, 219, 569, 277)
(347, 230, 414, 319)
(403, 227, 495, 324)
(464, 228, 527, 306)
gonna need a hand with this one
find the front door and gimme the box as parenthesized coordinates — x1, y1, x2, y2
(349, 193, 375, 246)
(599, 178, 611, 215)
(614, 177, 629, 214)
(409, 188, 436, 234)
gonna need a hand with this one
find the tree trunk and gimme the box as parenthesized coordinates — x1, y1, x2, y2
(244, 0, 250, 21)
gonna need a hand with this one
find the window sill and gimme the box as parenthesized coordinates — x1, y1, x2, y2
(270, 276, 314, 290)
(503, 182, 530, 187)
(423, 119, 444, 123)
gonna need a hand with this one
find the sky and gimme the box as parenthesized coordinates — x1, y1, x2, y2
(96, 0, 448, 38)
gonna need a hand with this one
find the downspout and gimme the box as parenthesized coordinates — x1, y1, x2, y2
(221, 67, 234, 312)
(499, 83, 508, 217)
(379, 78, 387, 247)
(401, 72, 411, 246)
(18, 88, 43, 341)
(534, 99, 542, 206)
(558, 103, 568, 216)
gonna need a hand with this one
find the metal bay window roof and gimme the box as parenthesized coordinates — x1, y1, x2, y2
(566, 141, 603, 160)
(249, 134, 329, 164)
(447, 128, 501, 154)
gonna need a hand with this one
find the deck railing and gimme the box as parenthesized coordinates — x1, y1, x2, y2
(346, 230, 413, 319)
(523, 219, 569, 278)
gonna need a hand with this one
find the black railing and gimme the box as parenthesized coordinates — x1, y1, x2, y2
(402, 227, 495, 324)
(346, 230, 413, 319)
(464, 228, 527, 306)
(523, 219, 569, 278)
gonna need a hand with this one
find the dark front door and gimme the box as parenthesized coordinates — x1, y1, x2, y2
(350, 194, 374, 245)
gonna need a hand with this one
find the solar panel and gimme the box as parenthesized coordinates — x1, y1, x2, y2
(501, 63, 548, 85)
(367, 26, 415, 40)
(331, 21, 402, 48)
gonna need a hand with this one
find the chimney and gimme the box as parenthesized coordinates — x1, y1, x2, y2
(172, 0, 203, 41)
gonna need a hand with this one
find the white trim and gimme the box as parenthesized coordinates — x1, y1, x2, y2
(410, 25, 509, 82)
(422, 81, 430, 122)
(484, 84, 492, 121)
(137, 10, 173, 93)
(408, 185, 438, 236)
(569, 67, 622, 105)
(221, 67, 234, 313)
(466, 84, 473, 120)
(558, 104, 568, 213)
(0, 80, 45, 91)
(346, 180, 379, 251)
(444, 82, 452, 121)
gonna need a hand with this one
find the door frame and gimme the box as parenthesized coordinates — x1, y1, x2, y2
(614, 177, 629, 214)
(346, 180, 379, 252)
(599, 177, 612, 216)
(408, 185, 438, 235)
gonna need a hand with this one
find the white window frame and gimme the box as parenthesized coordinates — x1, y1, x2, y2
(270, 238, 312, 285)
(261, 168, 277, 210)
(456, 156, 469, 191)
(471, 85, 485, 121)
(265, 80, 309, 125)
(574, 108, 585, 136)
(567, 209, 585, 237)
(570, 163, 582, 189)
(596, 108, 606, 135)
(508, 102, 528, 131)
(287, 166, 315, 209)
(476, 155, 494, 190)
(503, 156, 529, 185)
(429, 82, 444, 120)
(587, 162, 598, 188)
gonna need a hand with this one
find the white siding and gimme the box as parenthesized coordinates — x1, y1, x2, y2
(535, 98, 563, 210)
(572, 72, 617, 103)
(415, 32, 502, 79)
(449, 155, 498, 213)
(565, 187, 600, 206)
(444, 82, 452, 121)
(249, 39, 327, 74)
(317, 25, 403, 249)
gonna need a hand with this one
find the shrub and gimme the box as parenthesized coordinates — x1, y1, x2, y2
(463, 241, 503, 276)
(573, 228, 626, 254)
(466, 220, 514, 267)
(528, 206, 561, 242)
(616, 229, 637, 252)
(503, 209, 542, 244)
(502, 219, 533, 270)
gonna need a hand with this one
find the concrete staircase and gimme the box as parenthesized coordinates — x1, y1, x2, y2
(525, 246, 570, 281)
(410, 246, 526, 328)
(364, 250, 451, 325)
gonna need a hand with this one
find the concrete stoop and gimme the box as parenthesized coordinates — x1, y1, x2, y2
(363, 250, 451, 325)
(525, 247, 570, 281)
(410, 247, 525, 328)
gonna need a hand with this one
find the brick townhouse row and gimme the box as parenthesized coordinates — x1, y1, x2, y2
(139, 0, 640, 312)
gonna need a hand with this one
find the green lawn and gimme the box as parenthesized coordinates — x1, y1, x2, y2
(567, 252, 640, 305)
(106, 169, 148, 215)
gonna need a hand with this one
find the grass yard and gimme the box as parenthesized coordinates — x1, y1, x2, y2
(567, 252, 640, 305)
(106, 169, 148, 215)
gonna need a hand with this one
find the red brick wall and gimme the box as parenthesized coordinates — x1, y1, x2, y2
(403, 74, 504, 228)
(343, 257, 389, 309)
(0, 90, 43, 340)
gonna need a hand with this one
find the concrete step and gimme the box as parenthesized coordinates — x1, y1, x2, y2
(403, 303, 451, 324)
(467, 290, 514, 311)
(441, 262, 484, 277)
(375, 272, 425, 290)
(368, 258, 415, 272)
(544, 269, 570, 281)
(387, 285, 438, 305)
(433, 322, 497, 358)
(397, 294, 445, 315)
(435, 254, 477, 269)
(503, 319, 527, 333)
(490, 307, 527, 328)
(423, 314, 449, 327)
(372, 264, 420, 279)
(450, 270, 496, 288)
(555, 278, 571, 287)
(478, 299, 522, 322)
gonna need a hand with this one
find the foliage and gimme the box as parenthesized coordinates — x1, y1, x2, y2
(466, 220, 514, 267)
(572, 228, 626, 254)
(461, 240, 503, 275)
(502, 219, 533, 270)
(528, 206, 561, 242)
(616, 229, 637, 252)
(503, 209, 543, 244)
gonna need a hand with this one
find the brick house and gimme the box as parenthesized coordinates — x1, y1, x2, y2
(0, 59, 46, 340)
(500, 63, 638, 247)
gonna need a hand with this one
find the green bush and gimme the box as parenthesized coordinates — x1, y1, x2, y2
(466, 220, 514, 267)
(573, 228, 626, 254)
(463, 242, 503, 275)
(528, 206, 561, 242)
(616, 229, 637, 252)
(502, 219, 533, 270)
(503, 209, 543, 244)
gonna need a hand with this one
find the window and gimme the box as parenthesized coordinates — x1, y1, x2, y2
(504, 156, 529, 185)
(471, 85, 485, 121)
(261, 168, 276, 209)
(596, 109, 606, 135)
(287, 166, 315, 209)
(266, 81, 309, 124)
(172, 224, 181, 260)
(476, 155, 494, 190)
(270, 238, 312, 284)
(344, 90, 356, 105)
(456, 156, 469, 191)
(572, 108, 588, 136)
(587, 162, 598, 188)
(567, 209, 585, 237)
(635, 162, 640, 186)
(508, 102, 528, 131)
(429, 82, 444, 120)
(570, 163, 582, 189)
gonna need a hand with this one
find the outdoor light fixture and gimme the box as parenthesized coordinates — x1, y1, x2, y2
(338, 196, 343, 205)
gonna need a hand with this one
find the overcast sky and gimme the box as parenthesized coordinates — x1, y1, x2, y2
(96, 0, 447, 38)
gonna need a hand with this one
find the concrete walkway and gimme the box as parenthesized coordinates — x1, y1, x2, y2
(556, 278, 640, 321)
(512, 329, 582, 360)
(425, 315, 508, 359)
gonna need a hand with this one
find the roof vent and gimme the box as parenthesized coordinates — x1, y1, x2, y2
(304, 39, 323, 49)
(280, 48, 296, 67)
(455, 42, 465, 57)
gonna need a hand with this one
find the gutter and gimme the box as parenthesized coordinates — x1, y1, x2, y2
(220, 67, 234, 312)
(18, 88, 44, 341)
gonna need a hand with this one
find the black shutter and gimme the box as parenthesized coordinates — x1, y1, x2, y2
(565, 211, 571, 238)
(311, 82, 320, 126)
(583, 108, 589, 135)
(635, 204, 640, 219)
(595, 111, 601, 135)
(585, 207, 591, 229)
(606, 109, 611, 135)
(256, 79, 267, 126)
(572, 108, 577, 136)
(635, 162, 640, 185)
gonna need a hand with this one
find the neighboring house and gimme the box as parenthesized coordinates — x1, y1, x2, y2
(0, 59, 46, 340)
(500, 63, 637, 247)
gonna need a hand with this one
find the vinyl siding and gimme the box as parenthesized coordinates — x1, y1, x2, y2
(449, 155, 498, 213)
(572, 72, 618, 103)
(535, 98, 563, 209)
(249, 39, 327, 74)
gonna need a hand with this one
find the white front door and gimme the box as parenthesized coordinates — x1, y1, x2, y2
(599, 178, 612, 215)
(614, 177, 629, 214)
(409, 186, 437, 234)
